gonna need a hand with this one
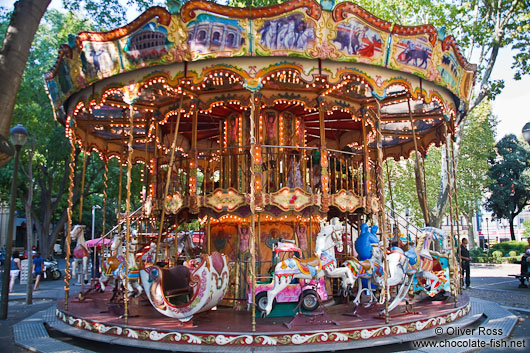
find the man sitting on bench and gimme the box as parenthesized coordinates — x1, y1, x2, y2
(519, 249, 530, 288)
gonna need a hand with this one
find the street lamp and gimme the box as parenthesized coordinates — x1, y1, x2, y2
(522, 122, 530, 145)
(1, 124, 28, 320)
(91, 205, 101, 240)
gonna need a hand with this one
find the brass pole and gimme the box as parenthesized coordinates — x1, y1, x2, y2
(374, 100, 390, 323)
(117, 156, 124, 232)
(64, 139, 76, 311)
(449, 136, 463, 294)
(124, 105, 135, 323)
(207, 216, 211, 254)
(78, 151, 88, 223)
(361, 111, 369, 197)
(101, 156, 109, 238)
(249, 92, 257, 332)
(155, 94, 185, 263)
(444, 123, 458, 307)
(407, 97, 430, 225)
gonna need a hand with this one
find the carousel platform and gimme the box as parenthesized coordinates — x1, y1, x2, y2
(43, 290, 486, 352)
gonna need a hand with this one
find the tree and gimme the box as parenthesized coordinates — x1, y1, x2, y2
(353, 0, 530, 227)
(455, 100, 497, 248)
(486, 135, 530, 240)
(385, 100, 497, 247)
(0, 0, 156, 167)
(0, 9, 145, 257)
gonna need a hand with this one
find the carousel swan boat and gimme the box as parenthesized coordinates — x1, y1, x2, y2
(140, 252, 229, 322)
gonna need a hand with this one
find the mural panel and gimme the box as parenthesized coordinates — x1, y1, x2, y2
(256, 13, 316, 53)
(44, 2, 476, 110)
(187, 14, 247, 58)
(332, 18, 384, 62)
(80, 41, 120, 81)
(395, 37, 432, 70)
(438, 51, 460, 90)
(123, 22, 172, 64)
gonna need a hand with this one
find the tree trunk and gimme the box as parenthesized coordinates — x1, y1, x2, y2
(0, 0, 51, 166)
(509, 216, 516, 241)
(464, 212, 476, 250)
(24, 145, 35, 304)
(413, 157, 430, 226)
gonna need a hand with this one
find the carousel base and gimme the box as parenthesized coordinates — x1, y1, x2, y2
(50, 290, 474, 352)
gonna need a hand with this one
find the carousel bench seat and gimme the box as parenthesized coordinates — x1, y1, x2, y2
(159, 265, 192, 299)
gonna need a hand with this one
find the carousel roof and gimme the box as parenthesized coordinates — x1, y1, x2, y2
(44, 0, 476, 163)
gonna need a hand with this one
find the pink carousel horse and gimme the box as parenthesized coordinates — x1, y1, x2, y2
(71, 225, 89, 284)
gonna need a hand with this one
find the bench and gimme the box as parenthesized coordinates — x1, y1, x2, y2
(159, 265, 193, 305)
(510, 259, 529, 287)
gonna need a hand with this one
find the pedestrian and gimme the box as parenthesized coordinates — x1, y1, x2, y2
(32, 252, 44, 291)
(9, 250, 21, 293)
(460, 238, 472, 289)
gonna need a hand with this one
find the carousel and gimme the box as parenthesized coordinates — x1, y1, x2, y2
(44, 1, 475, 350)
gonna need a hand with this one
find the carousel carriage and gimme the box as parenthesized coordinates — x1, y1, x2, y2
(47, 0, 473, 349)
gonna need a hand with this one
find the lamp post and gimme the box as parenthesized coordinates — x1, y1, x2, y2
(91, 205, 101, 241)
(1, 124, 28, 320)
(91, 205, 101, 278)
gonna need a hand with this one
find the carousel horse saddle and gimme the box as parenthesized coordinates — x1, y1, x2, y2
(159, 265, 192, 298)
(295, 256, 322, 277)
(347, 257, 372, 271)
(73, 246, 88, 258)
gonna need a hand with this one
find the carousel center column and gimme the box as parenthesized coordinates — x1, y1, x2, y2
(122, 83, 141, 324)
(373, 98, 390, 324)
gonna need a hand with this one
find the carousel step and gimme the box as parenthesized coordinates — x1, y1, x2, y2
(13, 306, 93, 353)
(404, 297, 518, 353)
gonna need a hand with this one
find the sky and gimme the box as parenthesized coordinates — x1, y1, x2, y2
(0, 0, 528, 139)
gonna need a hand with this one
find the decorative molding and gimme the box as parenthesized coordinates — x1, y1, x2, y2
(332, 190, 362, 213)
(181, 0, 322, 23)
(56, 301, 470, 347)
(76, 7, 172, 49)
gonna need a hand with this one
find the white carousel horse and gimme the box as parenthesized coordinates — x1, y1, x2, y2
(375, 229, 446, 314)
(263, 217, 355, 316)
(342, 242, 385, 306)
(71, 225, 89, 285)
(99, 232, 144, 297)
(140, 252, 230, 322)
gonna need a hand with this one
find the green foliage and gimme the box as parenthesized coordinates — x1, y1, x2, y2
(457, 100, 497, 217)
(509, 250, 517, 257)
(523, 219, 530, 238)
(0, 8, 145, 254)
(384, 144, 446, 227)
(486, 135, 530, 240)
(492, 250, 503, 258)
(61, 0, 161, 30)
(470, 247, 485, 258)
(490, 240, 527, 256)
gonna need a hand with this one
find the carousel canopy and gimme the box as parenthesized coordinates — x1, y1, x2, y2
(44, 0, 476, 163)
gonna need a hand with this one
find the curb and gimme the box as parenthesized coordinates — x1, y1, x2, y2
(13, 307, 93, 353)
